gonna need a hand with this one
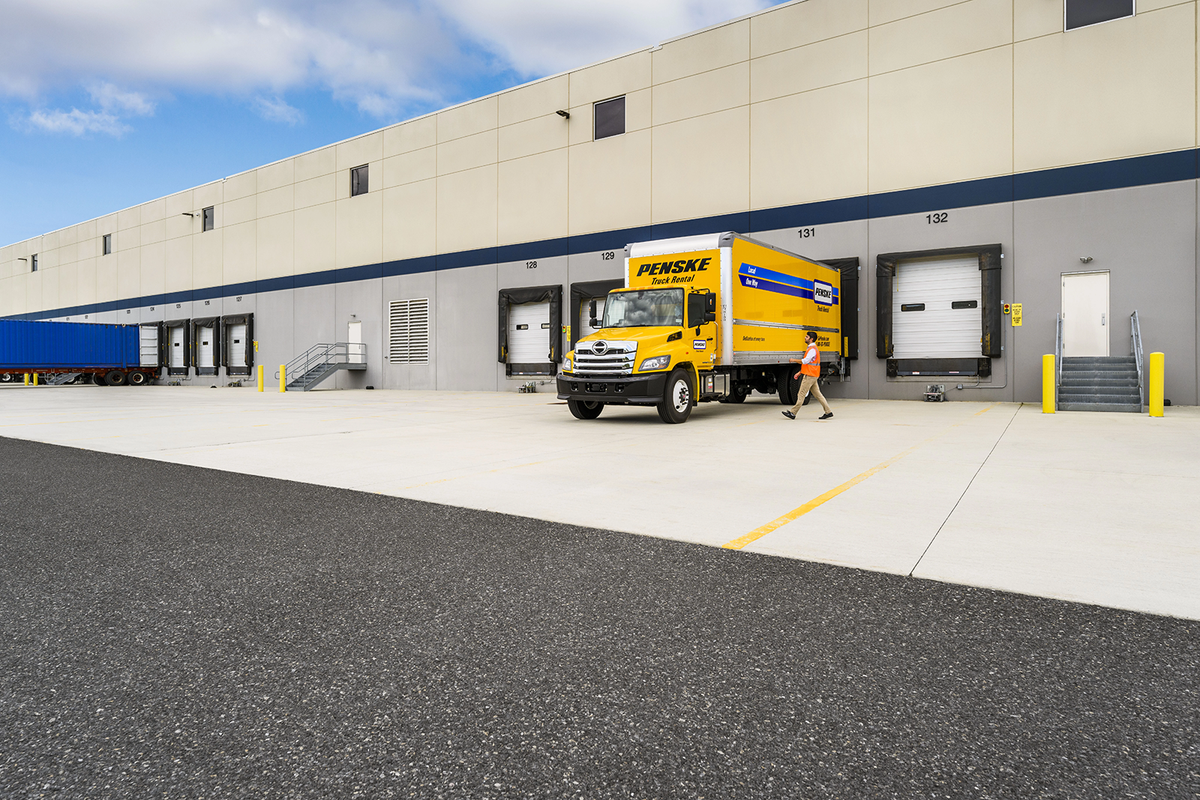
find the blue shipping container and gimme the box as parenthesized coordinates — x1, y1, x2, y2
(0, 319, 140, 370)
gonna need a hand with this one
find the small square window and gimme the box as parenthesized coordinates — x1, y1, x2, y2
(1066, 0, 1134, 30)
(202, 206, 214, 232)
(102, 233, 112, 255)
(30, 254, 38, 272)
(594, 96, 625, 141)
(351, 164, 369, 197)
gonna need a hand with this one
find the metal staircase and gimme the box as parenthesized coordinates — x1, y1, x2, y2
(1055, 312, 1144, 413)
(282, 342, 367, 391)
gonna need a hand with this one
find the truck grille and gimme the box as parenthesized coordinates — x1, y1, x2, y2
(575, 340, 637, 376)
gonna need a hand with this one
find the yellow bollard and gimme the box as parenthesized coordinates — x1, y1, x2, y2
(279, 364, 286, 393)
(32, 372, 38, 387)
(257, 364, 264, 392)
(843, 336, 849, 358)
(1042, 354, 1055, 413)
(23, 373, 29, 386)
(1149, 352, 1165, 417)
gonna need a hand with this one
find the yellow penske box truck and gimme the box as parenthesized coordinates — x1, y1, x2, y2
(558, 232, 844, 423)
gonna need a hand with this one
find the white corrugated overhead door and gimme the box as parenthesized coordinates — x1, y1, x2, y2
(893, 255, 982, 358)
(139, 325, 158, 367)
(197, 324, 215, 369)
(226, 323, 248, 367)
(508, 302, 551, 364)
(169, 325, 186, 368)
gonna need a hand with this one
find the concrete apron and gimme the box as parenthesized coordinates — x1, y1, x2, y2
(2, 384, 1197, 621)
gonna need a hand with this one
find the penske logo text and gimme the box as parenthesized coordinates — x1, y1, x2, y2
(636, 257, 711, 277)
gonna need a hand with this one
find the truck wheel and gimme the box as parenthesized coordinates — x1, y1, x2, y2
(657, 369, 693, 424)
(567, 399, 604, 420)
(127, 371, 148, 386)
(104, 370, 127, 386)
(0, 374, 12, 383)
(778, 367, 798, 406)
(91, 374, 105, 386)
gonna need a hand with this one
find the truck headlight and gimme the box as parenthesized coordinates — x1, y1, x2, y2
(562, 357, 573, 373)
(639, 355, 671, 372)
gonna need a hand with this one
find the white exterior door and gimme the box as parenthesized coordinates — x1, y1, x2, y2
(508, 302, 551, 364)
(347, 320, 364, 363)
(169, 325, 186, 368)
(227, 323, 248, 368)
(1061, 271, 1109, 357)
(893, 255, 982, 358)
(139, 325, 159, 367)
(197, 325, 215, 369)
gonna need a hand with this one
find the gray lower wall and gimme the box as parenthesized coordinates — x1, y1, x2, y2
(60, 181, 1200, 405)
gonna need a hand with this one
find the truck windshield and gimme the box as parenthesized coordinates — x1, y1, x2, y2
(602, 289, 684, 328)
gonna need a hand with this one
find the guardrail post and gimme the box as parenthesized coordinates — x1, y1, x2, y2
(257, 364, 264, 392)
(279, 364, 286, 393)
(1149, 352, 1165, 417)
(1042, 354, 1055, 413)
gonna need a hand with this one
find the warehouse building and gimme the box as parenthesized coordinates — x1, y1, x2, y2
(2, 0, 1197, 405)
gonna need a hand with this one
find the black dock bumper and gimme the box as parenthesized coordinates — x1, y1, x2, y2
(557, 373, 668, 405)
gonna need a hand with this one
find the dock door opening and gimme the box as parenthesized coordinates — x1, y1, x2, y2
(570, 279, 623, 351)
(498, 285, 562, 377)
(165, 320, 190, 376)
(222, 313, 254, 375)
(192, 316, 221, 376)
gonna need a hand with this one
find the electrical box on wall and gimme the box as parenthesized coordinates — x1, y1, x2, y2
(924, 384, 946, 402)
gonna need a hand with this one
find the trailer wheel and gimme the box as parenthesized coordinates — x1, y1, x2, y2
(657, 369, 693, 424)
(104, 370, 127, 387)
(567, 399, 605, 420)
(777, 367, 799, 406)
(719, 383, 748, 404)
(90, 374, 105, 386)
(0, 374, 12, 383)
(127, 371, 148, 386)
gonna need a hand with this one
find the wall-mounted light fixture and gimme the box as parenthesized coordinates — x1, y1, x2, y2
(555, 110, 570, 119)
(17, 256, 27, 261)
(182, 212, 195, 217)
(1079, 256, 1093, 263)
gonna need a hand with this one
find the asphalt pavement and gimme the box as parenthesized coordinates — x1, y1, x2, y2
(2, 435, 1198, 798)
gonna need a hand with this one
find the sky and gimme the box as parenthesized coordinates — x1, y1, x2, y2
(0, 0, 784, 247)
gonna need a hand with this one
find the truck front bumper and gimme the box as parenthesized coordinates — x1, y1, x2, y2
(557, 372, 668, 405)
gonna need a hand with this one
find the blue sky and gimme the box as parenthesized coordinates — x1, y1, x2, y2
(0, 0, 782, 247)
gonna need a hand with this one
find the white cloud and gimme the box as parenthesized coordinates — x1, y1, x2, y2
(24, 107, 128, 136)
(254, 95, 305, 125)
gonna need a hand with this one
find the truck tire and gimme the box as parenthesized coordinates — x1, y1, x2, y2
(657, 368, 693, 424)
(127, 370, 148, 386)
(90, 374, 105, 386)
(778, 367, 799, 406)
(718, 383, 747, 404)
(567, 399, 604, 420)
(104, 370, 127, 387)
(0, 373, 12, 383)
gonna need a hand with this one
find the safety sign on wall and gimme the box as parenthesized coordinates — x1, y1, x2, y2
(1011, 303, 1023, 327)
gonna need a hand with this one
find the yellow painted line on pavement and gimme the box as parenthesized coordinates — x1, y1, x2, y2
(723, 404, 998, 551)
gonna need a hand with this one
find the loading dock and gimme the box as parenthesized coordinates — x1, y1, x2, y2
(165, 320, 190, 376)
(498, 286, 562, 377)
(192, 317, 220, 376)
(222, 314, 254, 375)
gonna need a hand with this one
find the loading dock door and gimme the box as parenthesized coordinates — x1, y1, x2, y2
(169, 325, 186, 369)
(1062, 271, 1109, 357)
(138, 324, 160, 368)
(226, 323, 247, 368)
(893, 255, 982, 358)
(195, 322, 217, 374)
(508, 302, 552, 368)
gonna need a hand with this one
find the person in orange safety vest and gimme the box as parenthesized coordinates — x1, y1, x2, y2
(782, 330, 833, 420)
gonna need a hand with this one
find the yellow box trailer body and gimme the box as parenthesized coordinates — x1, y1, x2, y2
(558, 232, 842, 423)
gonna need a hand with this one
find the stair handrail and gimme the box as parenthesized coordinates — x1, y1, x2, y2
(1055, 313, 1064, 396)
(1130, 310, 1145, 412)
(284, 342, 367, 386)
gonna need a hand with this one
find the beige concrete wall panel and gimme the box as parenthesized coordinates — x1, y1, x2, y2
(117, 249, 141, 300)
(193, 182, 222, 210)
(626, 87, 652, 132)
(1141, 0, 1191, 11)
(869, 0, 964, 27)
(224, 195, 257, 227)
(95, 252, 118, 302)
(869, 47, 1013, 193)
(294, 203, 335, 276)
(498, 115, 568, 162)
(384, 115, 437, 157)
(76, 259, 98, 306)
(1014, 5, 1196, 171)
(569, 51, 651, 107)
(257, 159, 295, 193)
(751, 0, 867, 58)
(256, 211, 295, 281)
(141, 219, 166, 247)
(294, 146, 337, 182)
(58, 226, 79, 247)
(57, 263, 78, 309)
(499, 75, 569, 126)
(117, 206, 140, 231)
(568, 129, 652, 235)
(165, 213, 194, 240)
(653, 20, 749, 84)
(59, 241, 79, 267)
(140, 199, 165, 225)
(223, 171, 256, 202)
(192, 229, 224, 290)
(437, 130, 498, 175)
(97, 215, 118, 241)
(870, 0, 1013, 75)
(382, 180, 437, 261)
(336, 192, 384, 268)
(652, 107, 750, 224)
(295, 174, 337, 210)
(653, 62, 749, 126)
(436, 166, 498, 253)
(383, 147, 436, 188)
(750, 31, 867, 103)
(1014, 0, 1064, 40)
(438, 97, 498, 143)
(164, 239, 192, 293)
(567, 101, 595, 146)
(337, 131, 384, 172)
(258, 185, 295, 219)
(39, 269, 59, 313)
(223, 221, 257, 284)
(140, 241, 165, 297)
(164, 191, 192, 218)
(498, 149, 569, 246)
(23, 273, 42, 314)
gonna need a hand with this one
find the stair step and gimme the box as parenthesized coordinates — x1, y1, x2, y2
(1062, 356, 1136, 365)
(1059, 402, 1141, 413)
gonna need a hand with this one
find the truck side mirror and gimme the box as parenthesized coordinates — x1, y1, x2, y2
(704, 293, 717, 322)
(686, 293, 707, 329)
(588, 299, 599, 328)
